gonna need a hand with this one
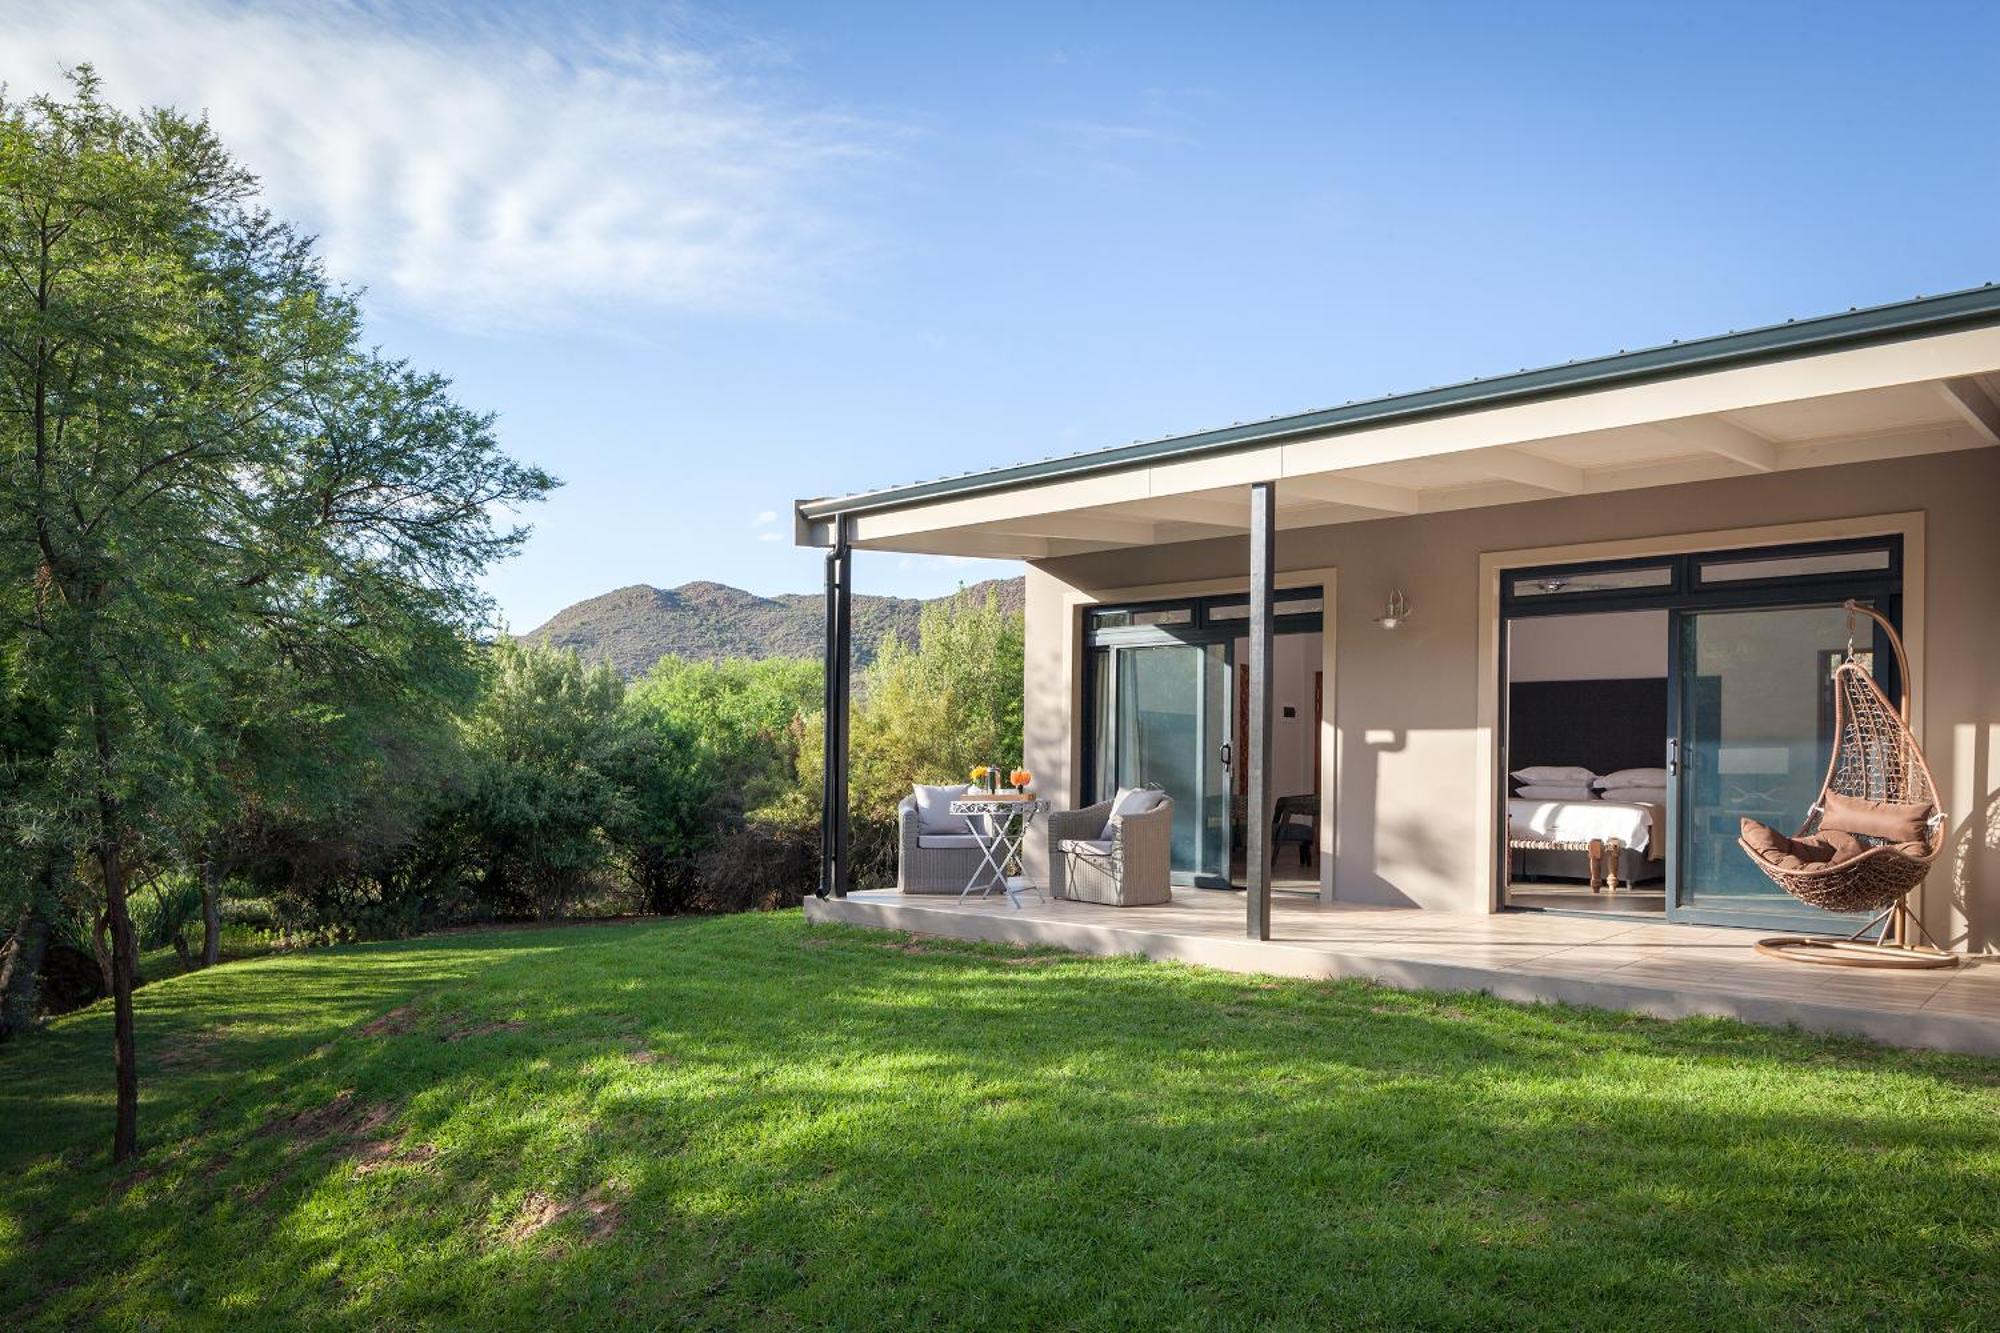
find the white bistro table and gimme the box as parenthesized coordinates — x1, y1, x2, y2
(950, 797, 1046, 908)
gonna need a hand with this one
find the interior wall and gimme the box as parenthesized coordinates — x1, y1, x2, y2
(1508, 611, 1666, 682)
(1022, 447, 2000, 952)
(1233, 631, 1321, 801)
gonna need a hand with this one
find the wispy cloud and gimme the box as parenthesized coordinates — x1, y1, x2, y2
(0, 2, 884, 331)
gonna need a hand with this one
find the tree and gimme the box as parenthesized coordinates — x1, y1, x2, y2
(796, 589, 1025, 883)
(459, 641, 628, 920)
(848, 588, 1024, 812)
(618, 656, 821, 910)
(0, 73, 552, 1160)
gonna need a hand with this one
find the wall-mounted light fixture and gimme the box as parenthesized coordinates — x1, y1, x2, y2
(1374, 589, 1412, 630)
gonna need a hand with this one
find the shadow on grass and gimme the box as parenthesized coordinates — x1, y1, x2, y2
(2, 913, 1996, 1329)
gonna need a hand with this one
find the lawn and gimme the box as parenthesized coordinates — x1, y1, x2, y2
(3, 913, 1996, 1330)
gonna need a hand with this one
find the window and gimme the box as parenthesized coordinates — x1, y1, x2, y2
(1085, 587, 1323, 645)
(1509, 565, 1673, 599)
(1088, 605, 1192, 631)
(1207, 593, 1323, 621)
(1698, 547, 1892, 585)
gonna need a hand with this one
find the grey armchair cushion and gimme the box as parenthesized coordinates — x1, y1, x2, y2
(1102, 786, 1168, 837)
(1058, 838, 1113, 856)
(911, 783, 973, 835)
(917, 834, 981, 850)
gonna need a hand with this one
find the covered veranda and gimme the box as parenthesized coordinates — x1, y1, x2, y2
(798, 288, 2000, 954)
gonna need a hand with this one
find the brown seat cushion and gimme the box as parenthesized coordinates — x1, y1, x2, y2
(1739, 819, 1874, 871)
(1817, 792, 1933, 844)
(1738, 818, 1795, 861)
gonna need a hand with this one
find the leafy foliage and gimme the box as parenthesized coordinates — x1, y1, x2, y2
(457, 640, 631, 920)
(796, 588, 1026, 883)
(0, 72, 1028, 1168)
(0, 71, 551, 1156)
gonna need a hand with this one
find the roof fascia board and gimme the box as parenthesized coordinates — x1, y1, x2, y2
(799, 286, 2000, 523)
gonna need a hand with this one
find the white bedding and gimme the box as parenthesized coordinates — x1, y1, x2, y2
(1507, 798, 1664, 856)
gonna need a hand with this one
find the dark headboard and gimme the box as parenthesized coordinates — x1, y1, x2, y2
(1507, 678, 1667, 781)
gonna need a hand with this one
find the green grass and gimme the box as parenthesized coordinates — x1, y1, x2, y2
(3, 913, 1995, 1330)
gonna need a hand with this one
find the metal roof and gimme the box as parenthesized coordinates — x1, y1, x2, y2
(798, 283, 2000, 521)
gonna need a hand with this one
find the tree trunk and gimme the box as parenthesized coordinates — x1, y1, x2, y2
(92, 912, 114, 993)
(87, 668, 141, 1163)
(100, 837, 140, 1162)
(200, 859, 222, 967)
(0, 885, 53, 1041)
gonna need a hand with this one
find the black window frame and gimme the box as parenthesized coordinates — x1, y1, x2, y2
(1501, 535, 1901, 619)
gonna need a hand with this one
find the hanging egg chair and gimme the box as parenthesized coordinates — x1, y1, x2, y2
(1739, 601, 1957, 969)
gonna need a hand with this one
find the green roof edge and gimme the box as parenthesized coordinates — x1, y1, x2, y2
(799, 283, 2000, 521)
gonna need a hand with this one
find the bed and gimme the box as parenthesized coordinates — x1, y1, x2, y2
(1507, 798, 1664, 889)
(1505, 676, 1669, 890)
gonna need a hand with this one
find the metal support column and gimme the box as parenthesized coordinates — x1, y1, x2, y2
(1245, 482, 1276, 940)
(818, 516, 853, 898)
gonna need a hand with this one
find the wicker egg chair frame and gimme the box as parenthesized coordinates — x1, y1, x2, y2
(1745, 601, 1957, 969)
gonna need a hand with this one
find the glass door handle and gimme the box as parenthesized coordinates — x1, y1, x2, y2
(1220, 741, 1232, 770)
(1666, 737, 1679, 778)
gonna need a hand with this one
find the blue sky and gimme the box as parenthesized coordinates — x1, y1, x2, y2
(5, 1, 1997, 628)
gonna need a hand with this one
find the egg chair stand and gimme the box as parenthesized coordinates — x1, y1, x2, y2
(1745, 601, 1958, 970)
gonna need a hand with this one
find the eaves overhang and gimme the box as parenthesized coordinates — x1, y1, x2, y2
(796, 283, 2000, 527)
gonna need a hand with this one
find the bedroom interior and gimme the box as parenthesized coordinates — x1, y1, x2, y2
(1504, 609, 1670, 915)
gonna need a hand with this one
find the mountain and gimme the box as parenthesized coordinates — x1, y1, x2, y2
(519, 577, 1026, 678)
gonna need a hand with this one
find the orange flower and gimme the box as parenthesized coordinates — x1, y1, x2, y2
(1009, 769, 1033, 789)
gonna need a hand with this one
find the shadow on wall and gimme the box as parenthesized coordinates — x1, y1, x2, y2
(1334, 727, 1419, 908)
(1023, 685, 1073, 884)
(1944, 718, 1997, 952)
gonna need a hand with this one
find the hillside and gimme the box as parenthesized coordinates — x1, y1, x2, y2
(520, 576, 1025, 677)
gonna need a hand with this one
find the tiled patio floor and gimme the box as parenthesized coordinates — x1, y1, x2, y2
(803, 887, 2000, 1056)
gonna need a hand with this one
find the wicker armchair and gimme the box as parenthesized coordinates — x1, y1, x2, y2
(896, 796, 987, 895)
(1048, 797, 1175, 906)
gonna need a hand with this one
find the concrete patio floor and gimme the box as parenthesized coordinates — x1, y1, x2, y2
(804, 887, 2000, 1056)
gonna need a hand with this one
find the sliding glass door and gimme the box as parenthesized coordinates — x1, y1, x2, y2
(1083, 588, 1323, 889)
(1502, 535, 1902, 929)
(1668, 604, 1882, 930)
(1092, 641, 1232, 885)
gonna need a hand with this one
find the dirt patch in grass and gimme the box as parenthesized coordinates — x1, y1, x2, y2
(359, 1003, 522, 1042)
(353, 1140, 438, 1177)
(578, 1187, 625, 1242)
(153, 1026, 230, 1072)
(260, 1089, 394, 1148)
(506, 1191, 567, 1242)
(436, 1014, 525, 1041)
(501, 1181, 627, 1245)
(360, 1005, 421, 1037)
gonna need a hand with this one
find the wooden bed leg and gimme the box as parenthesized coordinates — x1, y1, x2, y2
(1587, 839, 1603, 893)
(1603, 839, 1622, 892)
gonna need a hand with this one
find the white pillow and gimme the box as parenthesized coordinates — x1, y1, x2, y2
(1511, 765, 1597, 785)
(1103, 786, 1167, 837)
(1515, 784, 1599, 801)
(911, 783, 973, 835)
(1600, 786, 1667, 806)
(1595, 768, 1668, 790)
